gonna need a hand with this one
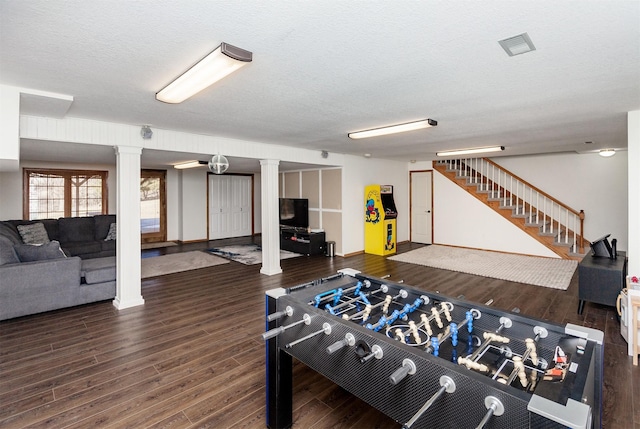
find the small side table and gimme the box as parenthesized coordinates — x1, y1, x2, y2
(632, 296, 640, 366)
(577, 252, 627, 314)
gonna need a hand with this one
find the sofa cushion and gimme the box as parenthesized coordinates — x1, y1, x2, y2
(62, 241, 102, 257)
(101, 239, 116, 252)
(94, 214, 116, 241)
(14, 240, 66, 262)
(40, 219, 60, 242)
(0, 222, 22, 244)
(58, 217, 95, 243)
(0, 236, 20, 265)
(17, 223, 50, 244)
(81, 256, 116, 284)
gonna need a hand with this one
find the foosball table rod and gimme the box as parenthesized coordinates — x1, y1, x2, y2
(401, 375, 456, 429)
(261, 313, 311, 341)
(285, 322, 332, 348)
(475, 396, 505, 429)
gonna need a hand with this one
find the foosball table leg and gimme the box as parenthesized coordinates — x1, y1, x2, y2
(266, 290, 293, 429)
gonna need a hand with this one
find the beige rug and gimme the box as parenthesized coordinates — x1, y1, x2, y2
(388, 245, 577, 290)
(141, 251, 229, 278)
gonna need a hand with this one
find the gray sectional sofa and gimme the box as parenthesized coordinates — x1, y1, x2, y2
(0, 215, 118, 321)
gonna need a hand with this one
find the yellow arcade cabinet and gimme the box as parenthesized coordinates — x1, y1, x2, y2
(364, 184, 397, 255)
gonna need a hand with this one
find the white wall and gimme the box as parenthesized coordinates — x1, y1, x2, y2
(178, 168, 208, 242)
(413, 151, 628, 256)
(165, 168, 180, 241)
(497, 152, 628, 251)
(341, 155, 409, 255)
(433, 169, 559, 257)
(253, 172, 262, 234)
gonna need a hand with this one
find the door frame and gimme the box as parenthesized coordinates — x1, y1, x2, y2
(409, 169, 434, 244)
(140, 169, 167, 244)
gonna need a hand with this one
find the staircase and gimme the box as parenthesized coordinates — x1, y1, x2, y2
(433, 158, 587, 261)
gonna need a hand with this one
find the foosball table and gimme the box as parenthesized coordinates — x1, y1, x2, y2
(262, 269, 603, 429)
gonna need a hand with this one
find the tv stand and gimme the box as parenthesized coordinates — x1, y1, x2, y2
(280, 228, 326, 256)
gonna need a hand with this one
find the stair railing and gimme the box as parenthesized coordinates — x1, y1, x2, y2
(439, 158, 585, 254)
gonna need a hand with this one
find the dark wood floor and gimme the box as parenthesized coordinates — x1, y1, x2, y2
(0, 238, 637, 428)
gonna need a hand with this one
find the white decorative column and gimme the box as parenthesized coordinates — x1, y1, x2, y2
(113, 145, 145, 309)
(260, 159, 282, 275)
(627, 110, 640, 356)
(0, 85, 20, 171)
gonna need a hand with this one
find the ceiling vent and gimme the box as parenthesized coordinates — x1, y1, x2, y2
(498, 33, 536, 56)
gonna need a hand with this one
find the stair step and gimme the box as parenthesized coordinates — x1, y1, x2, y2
(553, 241, 575, 248)
(476, 184, 493, 192)
(435, 159, 581, 260)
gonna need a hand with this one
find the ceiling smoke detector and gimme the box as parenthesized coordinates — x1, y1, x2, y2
(499, 33, 536, 56)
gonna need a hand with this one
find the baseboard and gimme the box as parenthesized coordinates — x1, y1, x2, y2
(343, 250, 364, 257)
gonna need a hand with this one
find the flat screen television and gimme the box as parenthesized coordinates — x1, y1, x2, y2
(590, 234, 614, 258)
(279, 198, 309, 229)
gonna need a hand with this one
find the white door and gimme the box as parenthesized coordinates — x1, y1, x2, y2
(411, 171, 432, 244)
(209, 175, 252, 239)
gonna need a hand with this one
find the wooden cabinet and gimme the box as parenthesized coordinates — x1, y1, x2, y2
(280, 229, 325, 256)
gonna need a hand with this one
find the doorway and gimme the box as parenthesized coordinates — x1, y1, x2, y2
(410, 170, 433, 244)
(140, 170, 167, 243)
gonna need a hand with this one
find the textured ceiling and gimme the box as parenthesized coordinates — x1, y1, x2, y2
(1, 0, 639, 168)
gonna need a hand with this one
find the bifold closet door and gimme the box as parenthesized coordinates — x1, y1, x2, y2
(209, 175, 252, 240)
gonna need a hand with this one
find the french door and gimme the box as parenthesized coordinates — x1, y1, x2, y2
(140, 170, 167, 243)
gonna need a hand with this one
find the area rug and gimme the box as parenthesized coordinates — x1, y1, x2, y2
(388, 245, 577, 290)
(206, 244, 301, 265)
(141, 251, 229, 278)
(141, 241, 178, 250)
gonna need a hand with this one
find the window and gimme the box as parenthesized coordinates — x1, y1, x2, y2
(24, 169, 108, 220)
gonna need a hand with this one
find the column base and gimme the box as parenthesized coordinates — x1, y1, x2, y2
(112, 296, 145, 310)
(261, 266, 283, 276)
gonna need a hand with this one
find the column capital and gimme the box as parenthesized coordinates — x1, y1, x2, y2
(260, 159, 280, 166)
(114, 145, 143, 155)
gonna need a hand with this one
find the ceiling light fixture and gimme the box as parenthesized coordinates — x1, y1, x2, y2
(173, 160, 208, 169)
(498, 32, 536, 56)
(156, 42, 252, 104)
(599, 149, 616, 157)
(436, 146, 505, 157)
(348, 119, 437, 139)
(208, 154, 229, 174)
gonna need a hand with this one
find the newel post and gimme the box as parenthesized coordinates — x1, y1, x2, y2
(579, 210, 585, 253)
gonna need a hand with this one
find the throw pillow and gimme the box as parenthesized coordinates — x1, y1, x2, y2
(17, 223, 50, 245)
(104, 223, 117, 241)
(14, 240, 66, 262)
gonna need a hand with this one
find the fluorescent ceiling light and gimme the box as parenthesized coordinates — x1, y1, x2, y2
(173, 160, 207, 169)
(498, 33, 536, 56)
(599, 149, 616, 157)
(436, 146, 505, 157)
(156, 42, 252, 104)
(348, 119, 437, 139)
